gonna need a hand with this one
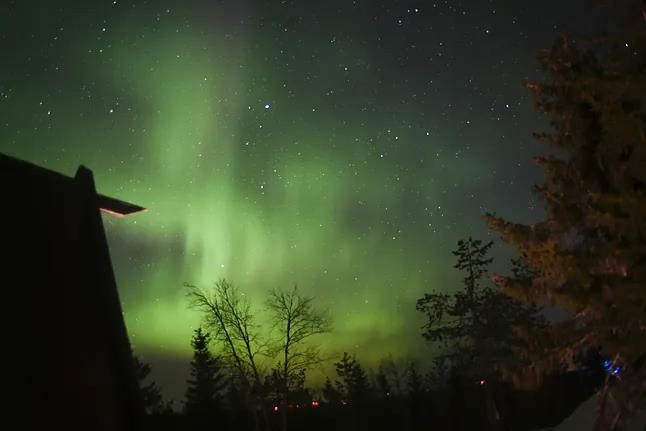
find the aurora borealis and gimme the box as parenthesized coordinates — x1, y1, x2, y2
(1, 0, 620, 401)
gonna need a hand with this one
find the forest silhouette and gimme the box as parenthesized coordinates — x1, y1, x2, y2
(135, 236, 606, 431)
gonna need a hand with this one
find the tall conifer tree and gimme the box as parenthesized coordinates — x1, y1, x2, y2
(184, 327, 226, 424)
(483, 10, 646, 427)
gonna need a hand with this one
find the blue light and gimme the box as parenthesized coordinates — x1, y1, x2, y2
(602, 359, 622, 376)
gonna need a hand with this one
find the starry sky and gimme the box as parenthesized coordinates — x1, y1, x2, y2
(1, 0, 632, 401)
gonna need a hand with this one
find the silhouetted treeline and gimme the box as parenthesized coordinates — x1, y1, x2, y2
(137, 346, 604, 431)
(134, 235, 604, 431)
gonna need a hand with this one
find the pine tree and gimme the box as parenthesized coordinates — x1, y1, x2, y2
(416, 237, 543, 379)
(322, 377, 342, 406)
(483, 12, 646, 427)
(133, 355, 166, 415)
(333, 352, 371, 405)
(184, 327, 226, 423)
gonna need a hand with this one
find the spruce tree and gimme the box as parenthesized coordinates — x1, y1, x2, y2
(133, 355, 166, 415)
(416, 237, 543, 379)
(184, 327, 226, 422)
(322, 377, 342, 406)
(483, 12, 646, 427)
(333, 352, 371, 405)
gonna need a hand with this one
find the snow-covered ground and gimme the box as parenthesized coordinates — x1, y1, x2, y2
(535, 395, 646, 431)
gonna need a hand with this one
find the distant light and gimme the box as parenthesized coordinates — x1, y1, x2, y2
(311, 401, 319, 407)
(273, 405, 278, 412)
(386, 392, 390, 397)
(264, 103, 271, 109)
(479, 379, 485, 386)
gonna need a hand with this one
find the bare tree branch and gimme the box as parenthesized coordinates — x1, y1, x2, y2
(266, 285, 331, 431)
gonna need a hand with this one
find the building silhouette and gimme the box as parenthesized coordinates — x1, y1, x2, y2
(3, 154, 145, 430)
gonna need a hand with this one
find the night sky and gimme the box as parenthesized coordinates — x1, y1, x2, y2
(0, 0, 628, 401)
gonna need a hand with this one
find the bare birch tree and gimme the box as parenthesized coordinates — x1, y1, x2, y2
(266, 285, 331, 431)
(185, 279, 268, 431)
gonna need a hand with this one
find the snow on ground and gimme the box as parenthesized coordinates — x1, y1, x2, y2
(534, 395, 646, 431)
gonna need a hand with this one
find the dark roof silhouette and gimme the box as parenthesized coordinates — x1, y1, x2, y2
(2, 153, 145, 430)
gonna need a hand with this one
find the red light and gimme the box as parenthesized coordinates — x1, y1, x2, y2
(479, 379, 485, 386)
(311, 401, 319, 407)
(273, 406, 279, 412)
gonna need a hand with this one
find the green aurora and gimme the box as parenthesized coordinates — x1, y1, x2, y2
(2, 0, 611, 400)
